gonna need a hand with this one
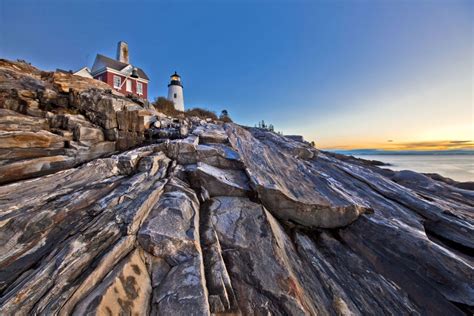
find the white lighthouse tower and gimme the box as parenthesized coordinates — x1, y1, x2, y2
(167, 72, 185, 111)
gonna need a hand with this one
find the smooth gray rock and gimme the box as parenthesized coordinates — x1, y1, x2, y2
(186, 162, 251, 197)
(196, 144, 245, 170)
(200, 199, 239, 314)
(157, 135, 199, 164)
(226, 124, 368, 228)
(193, 124, 229, 144)
(138, 177, 201, 263)
(151, 256, 210, 316)
(207, 196, 436, 315)
(138, 178, 211, 315)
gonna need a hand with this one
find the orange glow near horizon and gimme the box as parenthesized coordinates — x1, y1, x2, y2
(298, 87, 473, 151)
(319, 140, 474, 151)
(313, 121, 474, 151)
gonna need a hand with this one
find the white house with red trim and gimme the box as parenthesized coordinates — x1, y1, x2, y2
(74, 41, 149, 99)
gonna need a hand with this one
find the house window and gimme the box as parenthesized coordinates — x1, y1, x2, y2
(126, 79, 132, 92)
(137, 82, 143, 95)
(113, 75, 121, 89)
(174, 93, 177, 98)
(96, 75, 101, 81)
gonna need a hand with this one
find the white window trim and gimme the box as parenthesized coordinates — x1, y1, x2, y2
(137, 82, 143, 95)
(113, 75, 121, 89)
(126, 79, 132, 92)
(91, 67, 149, 84)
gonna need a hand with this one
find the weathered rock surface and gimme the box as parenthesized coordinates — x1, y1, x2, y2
(226, 124, 368, 228)
(72, 249, 151, 316)
(0, 59, 157, 184)
(0, 59, 473, 315)
(187, 162, 251, 197)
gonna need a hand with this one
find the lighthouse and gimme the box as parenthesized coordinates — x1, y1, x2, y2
(167, 72, 184, 111)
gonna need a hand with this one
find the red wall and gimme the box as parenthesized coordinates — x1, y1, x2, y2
(94, 72, 148, 100)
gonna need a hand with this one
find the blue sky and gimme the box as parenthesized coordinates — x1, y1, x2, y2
(1, 0, 472, 149)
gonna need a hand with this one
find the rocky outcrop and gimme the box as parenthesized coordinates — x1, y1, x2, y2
(227, 124, 368, 228)
(0, 59, 473, 315)
(0, 59, 160, 184)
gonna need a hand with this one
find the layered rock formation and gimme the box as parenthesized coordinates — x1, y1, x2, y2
(0, 59, 164, 185)
(0, 59, 473, 315)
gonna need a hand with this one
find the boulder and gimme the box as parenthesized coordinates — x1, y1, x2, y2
(50, 113, 96, 131)
(52, 70, 111, 94)
(200, 199, 239, 314)
(159, 135, 199, 164)
(0, 155, 75, 184)
(0, 130, 65, 149)
(226, 124, 367, 228)
(114, 146, 155, 175)
(0, 108, 49, 131)
(138, 178, 201, 262)
(150, 256, 210, 316)
(137, 152, 171, 177)
(208, 196, 424, 315)
(143, 114, 156, 129)
(116, 130, 145, 150)
(208, 196, 320, 315)
(138, 178, 211, 315)
(0, 147, 68, 163)
(179, 124, 189, 137)
(193, 124, 228, 144)
(73, 125, 104, 143)
(71, 141, 116, 162)
(186, 162, 251, 197)
(196, 144, 245, 170)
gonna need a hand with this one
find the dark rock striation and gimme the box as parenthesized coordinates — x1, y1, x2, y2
(0, 59, 473, 315)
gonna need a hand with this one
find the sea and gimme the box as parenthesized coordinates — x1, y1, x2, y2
(353, 154, 474, 182)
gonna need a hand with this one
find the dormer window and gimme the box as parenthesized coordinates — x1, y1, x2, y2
(113, 75, 121, 89)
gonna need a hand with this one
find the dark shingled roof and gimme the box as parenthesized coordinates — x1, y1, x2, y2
(93, 54, 149, 80)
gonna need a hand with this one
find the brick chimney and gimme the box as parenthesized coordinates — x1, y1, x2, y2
(117, 41, 129, 64)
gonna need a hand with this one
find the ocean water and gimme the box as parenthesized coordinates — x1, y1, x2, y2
(353, 155, 474, 182)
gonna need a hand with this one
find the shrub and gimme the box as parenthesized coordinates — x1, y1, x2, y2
(152, 97, 181, 116)
(152, 100, 233, 123)
(219, 110, 233, 123)
(220, 116, 233, 123)
(185, 108, 218, 120)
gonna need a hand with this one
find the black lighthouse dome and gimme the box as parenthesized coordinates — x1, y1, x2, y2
(168, 71, 183, 87)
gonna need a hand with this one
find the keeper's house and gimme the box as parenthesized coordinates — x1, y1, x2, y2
(75, 41, 149, 99)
